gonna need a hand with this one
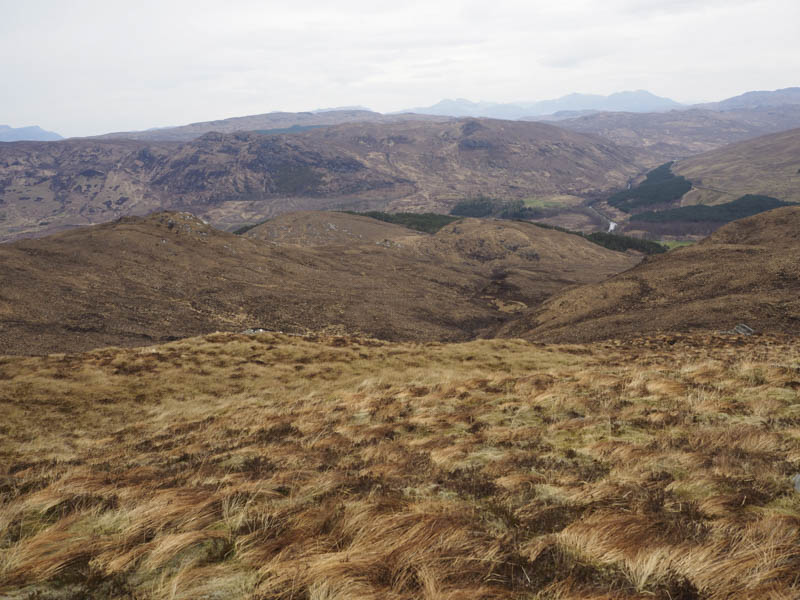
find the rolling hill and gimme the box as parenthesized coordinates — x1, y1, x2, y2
(697, 86, 800, 111)
(241, 210, 425, 246)
(90, 109, 447, 142)
(529, 87, 800, 162)
(0, 211, 638, 355)
(277, 119, 645, 214)
(248, 212, 641, 307)
(501, 206, 800, 342)
(0, 138, 170, 241)
(546, 106, 800, 160)
(0, 119, 647, 242)
(671, 127, 800, 207)
(587, 128, 800, 239)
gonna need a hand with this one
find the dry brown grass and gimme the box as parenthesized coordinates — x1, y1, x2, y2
(1, 332, 799, 599)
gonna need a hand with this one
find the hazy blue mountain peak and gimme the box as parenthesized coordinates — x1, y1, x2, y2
(0, 124, 63, 142)
(405, 91, 683, 119)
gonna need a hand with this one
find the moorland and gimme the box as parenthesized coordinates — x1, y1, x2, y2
(2, 87, 799, 243)
(2, 86, 800, 600)
(2, 330, 799, 599)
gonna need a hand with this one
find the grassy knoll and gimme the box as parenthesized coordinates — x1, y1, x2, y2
(2, 332, 800, 598)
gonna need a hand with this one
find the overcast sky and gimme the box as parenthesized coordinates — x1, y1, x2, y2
(2, 0, 799, 137)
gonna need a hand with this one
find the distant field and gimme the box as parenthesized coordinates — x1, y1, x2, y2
(661, 239, 695, 249)
(522, 194, 584, 209)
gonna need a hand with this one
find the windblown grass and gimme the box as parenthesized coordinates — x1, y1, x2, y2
(1, 332, 799, 598)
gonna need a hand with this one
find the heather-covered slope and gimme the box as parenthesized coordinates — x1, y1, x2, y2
(91, 109, 446, 142)
(550, 106, 800, 160)
(0, 211, 638, 355)
(503, 207, 800, 342)
(672, 128, 800, 207)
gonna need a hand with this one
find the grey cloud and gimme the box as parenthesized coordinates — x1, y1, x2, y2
(540, 55, 592, 70)
(615, 0, 759, 16)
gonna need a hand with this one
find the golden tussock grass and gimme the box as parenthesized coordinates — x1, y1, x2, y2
(1, 332, 799, 598)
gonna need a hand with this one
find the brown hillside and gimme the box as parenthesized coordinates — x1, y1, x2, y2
(243, 210, 424, 246)
(0, 138, 173, 241)
(0, 211, 638, 355)
(248, 213, 640, 309)
(501, 207, 800, 342)
(550, 106, 800, 161)
(0, 118, 646, 242)
(697, 86, 800, 110)
(410, 219, 639, 305)
(91, 109, 448, 142)
(133, 119, 646, 226)
(287, 119, 646, 214)
(673, 127, 800, 206)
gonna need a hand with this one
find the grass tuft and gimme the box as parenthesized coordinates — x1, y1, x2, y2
(1, 332, 799, 597)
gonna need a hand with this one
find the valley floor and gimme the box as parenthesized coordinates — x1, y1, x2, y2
(1, 332, 799, 599)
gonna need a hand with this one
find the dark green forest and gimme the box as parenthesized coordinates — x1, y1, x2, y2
(529, 222, 667, 255)
(630, 194, 793, 223)
(344, 211, 460, 233)
(607, 162, 692, 212)
(450, 196, 533, 219)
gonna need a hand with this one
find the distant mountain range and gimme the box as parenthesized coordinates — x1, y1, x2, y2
(0, 124, 62, 142)
(403, 90, 684, 120)
(312, 105, 372, 113)
(696, 86, 800, 111)
(82, 87, 800, 145)
(406, 87, 800, 120)
(81, 90, 682, 143)
(0, 118, 646, 242)
(5, 86, 799, 245)
(91, 110, 446, 142)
